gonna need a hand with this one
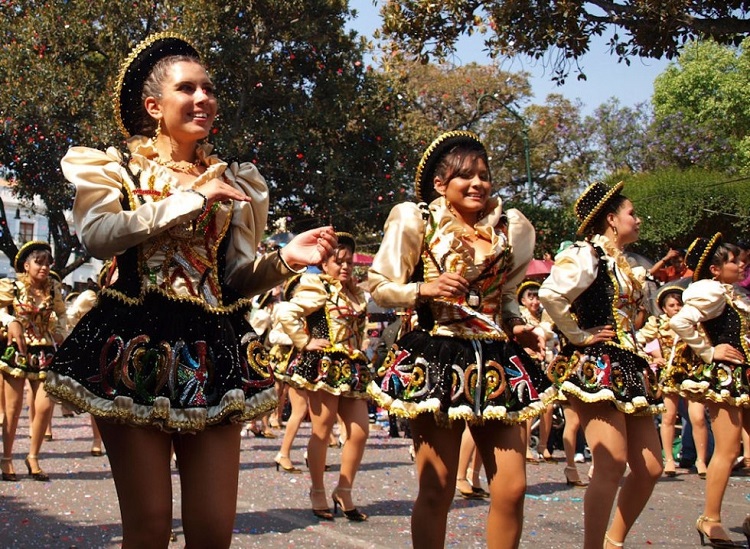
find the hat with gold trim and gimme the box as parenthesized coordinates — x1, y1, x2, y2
(415, 131, 485, 204)
(14, 241, 52, 273)
(574, 181, 625, 237)
(114, 32, 200, 138)
(655, 284, 684, 312)
(685, 233, 722, 282)
(516, 279, 540, 300)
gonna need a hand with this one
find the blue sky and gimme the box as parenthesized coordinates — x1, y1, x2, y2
(348, 0, 671, 114)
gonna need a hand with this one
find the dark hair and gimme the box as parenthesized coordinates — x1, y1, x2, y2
(433, 143, 491, 186)
(658, 290, 683, 309)
(710, 242, 740, 271)
(138, 54, 203, 137)
(25, 249, 53, 266)
(588, 194, 629, 237)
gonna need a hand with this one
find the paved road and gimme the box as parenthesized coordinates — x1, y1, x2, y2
(0, 409, 747, 548)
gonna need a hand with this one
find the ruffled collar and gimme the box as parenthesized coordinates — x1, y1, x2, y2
(430, 195, 503, 242)
(319, 274, 366, 311)
(126, 135, 223, 172)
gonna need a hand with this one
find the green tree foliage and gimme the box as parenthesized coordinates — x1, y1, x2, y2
(377, 0, 750, 82)
(619, 169, 750, 258)
(0, 1, 408, 273)
(652, 39, 750, 172)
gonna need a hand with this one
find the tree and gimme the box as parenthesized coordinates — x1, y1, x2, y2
(652, 38, 750, 172)
(377, 0, 750, 82)
(0, 1, 408, 274)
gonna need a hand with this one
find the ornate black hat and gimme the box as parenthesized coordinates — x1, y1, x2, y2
(14, 241, 52, 273)
(655, 284, 684, 312)
(574, 181, 625, 237)
(685, 232, 722, 282)
(516, 279, 540, 299)
(335, 231, 356, 253)
(114, 32, 200, 138)
(415, 131, 485, 204)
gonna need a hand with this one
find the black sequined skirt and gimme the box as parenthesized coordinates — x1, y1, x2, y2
(671, 358, 750, 407)
(0, 344, 55, 381)
(368, 330, 556, 425)
(44, 292, 277, 432)
(276, 347, 372, 398)
(548, 342, 663, 415)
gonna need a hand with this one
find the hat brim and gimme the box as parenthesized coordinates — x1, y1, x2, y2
(415, 131, 485, 204)
(114, 32, 199, 138)
(690, 232, 722, 282)
(575, 181, 624, 237)
(14, 241, 52, 272)
(516, 280, 541, 299)
(655, 285, 683, 311)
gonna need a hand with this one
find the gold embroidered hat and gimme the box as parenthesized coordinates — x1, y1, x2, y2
(655, 284, 684, 312)
(516, 279, 540, 300)
(14, 241, 52, 273)
(685, 232, 722, 282)
(574, 181, 625, 237)
(114, 32, 200, 138)
(335, 231, 356, 252)
(414, 130, 485, 204)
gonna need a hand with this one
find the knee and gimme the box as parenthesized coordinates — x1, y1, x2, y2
(416, 480, 454, 514)
(592, 456, 627, 483)
(491, 476, 526, 505)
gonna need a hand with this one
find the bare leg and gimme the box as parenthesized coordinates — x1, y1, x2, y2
(97, 420, 174, 548)
(410, 414, 463, 549)
(1, 374, 25, 474)
(571, 397, 629, 549)
(607, 414, 662, 542)
(456, 425, 476, 495)
(276, 386, 308, 469)
(699, 402, 742, 541)
(741, 408, 750, 466)
(306, 390, 340, 510)
(468, 448, 485, 488)
(26, 380, 54, 476)
(334, 397, 369, 512)
(176, 423, 243, 548)
(562, 404, 586, 484)
(538, 406, 554, 459)
(659, 394, 678, 474)
(90, 415, 103, 454)
(472, 421, 527, 549)
(688, 400, 709, 474)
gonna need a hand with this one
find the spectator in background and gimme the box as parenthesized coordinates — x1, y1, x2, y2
(650, 248, 687, 284)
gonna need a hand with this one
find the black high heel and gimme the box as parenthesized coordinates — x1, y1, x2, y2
(274, 453, 302, 474)
(695, 515, 745, 547)
(24, 455, 50, 482)
(309, 489, 334, 521)
(0, 458, 17, 482)
(331, 487, 368, 522)
(455, 478, 483, 500)
(564, 465, 588, 487)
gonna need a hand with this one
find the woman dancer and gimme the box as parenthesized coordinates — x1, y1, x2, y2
(539, 181, 664, 549)
(638, 285, 709, 479)
(45, 32, 335, 548)
(275, 232, 371, 521)
(368, 131, 553, 548)
(667, 234, 749, 547)
(0, 241, 67, 481)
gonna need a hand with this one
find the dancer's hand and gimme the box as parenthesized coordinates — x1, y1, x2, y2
(197, 178, 252, 205)
(281, 227, 337, 270)
(714, 343, 744, 364)
(585, 325, 616, 345)
(305, 338, 330, 351)
(6, 320, 26, 355)
(419, 272, 469, 299)
(514, 324, 545, 355)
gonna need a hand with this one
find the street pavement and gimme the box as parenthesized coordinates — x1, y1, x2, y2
(0, 408, 747, 548)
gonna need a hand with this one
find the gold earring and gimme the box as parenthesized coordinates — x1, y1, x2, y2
(153, 119, 162, 141)
(612, 226, 618, 236)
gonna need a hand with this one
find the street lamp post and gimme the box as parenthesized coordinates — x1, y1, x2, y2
(476, 93, 534, 206)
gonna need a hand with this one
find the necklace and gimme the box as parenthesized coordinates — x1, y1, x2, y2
(154, 157, 202, 173)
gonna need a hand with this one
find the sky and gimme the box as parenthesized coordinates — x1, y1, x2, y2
(348, 0, 672, 115)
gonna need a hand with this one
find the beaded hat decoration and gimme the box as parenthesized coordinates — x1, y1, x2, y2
(685, 232, 722, 282)
(114, 31, 200, 139)
(573, 181, 625, 237)
(334, 231, 357, 252)
(655, 284, 684, 312)
(414, 131, 485, 204)
(14, 241, 52, 273)
(516, 279, 540, 299)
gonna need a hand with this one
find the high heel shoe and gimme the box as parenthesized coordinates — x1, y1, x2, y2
(564, 465, 587, 487)
(742, 515, 749, 546)
(331, 487, 368, 522)
(696, 459, 708, 479)
(309, 488, 334, 521)
(24, 455, 50, 482)
(274, 453, 302, 474)
(455, 478, 484, 499)
(603, 533, 623, 547)
(303, 452, 331, 471)
(695, 515, 745, 547)
(663, 460, 677, 478)
(0, 458, 17, 482)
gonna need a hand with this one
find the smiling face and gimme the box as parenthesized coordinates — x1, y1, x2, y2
(434, 154, 491, 224)
(520, 289, 541, 316)
(24, 250, 53, 284)
(145, 60, 217, 144)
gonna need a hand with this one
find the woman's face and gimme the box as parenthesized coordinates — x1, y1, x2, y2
(25, 252, 52, 283)
(150, 60, 217, 143)
(608, 199, 641, 245)
(322, 246, 354, 284)
(661, 295, 682, 318)
(711, 251, 741, 284)
(521, 290, 540, 315)
(434, 156, 491, 220)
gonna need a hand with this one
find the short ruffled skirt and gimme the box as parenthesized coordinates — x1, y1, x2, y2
(368, 330, 556, 425)
(44, 292, 277, 432)
(658, 343, 703, 396)
(548, 342, 663, 415)
(276, 347, 372, 398)
(0, 343, 55, 381)
(669, 358, 750, 408)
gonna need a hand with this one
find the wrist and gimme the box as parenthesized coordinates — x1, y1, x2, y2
(185, 188, 208, 216)
(277, 248, 307, 274)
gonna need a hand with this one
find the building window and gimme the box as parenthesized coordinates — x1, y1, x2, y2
(19, 222, 34, 243)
